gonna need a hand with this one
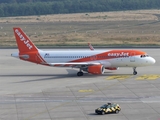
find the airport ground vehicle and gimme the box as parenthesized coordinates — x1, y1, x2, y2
(95, 103, 121, 115)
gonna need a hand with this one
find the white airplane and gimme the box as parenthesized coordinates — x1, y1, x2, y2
(11, 28, 156, 76)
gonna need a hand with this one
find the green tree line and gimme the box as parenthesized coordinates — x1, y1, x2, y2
(0, 0, 160, 17)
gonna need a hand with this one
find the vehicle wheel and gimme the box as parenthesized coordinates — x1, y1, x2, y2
(101, 111, 105, 115)
(115, 110, 119, 114)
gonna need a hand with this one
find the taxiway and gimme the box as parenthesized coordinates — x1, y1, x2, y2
(0, 49, 160, 120)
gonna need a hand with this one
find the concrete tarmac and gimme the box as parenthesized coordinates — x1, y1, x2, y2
(0, 49, 160, 120)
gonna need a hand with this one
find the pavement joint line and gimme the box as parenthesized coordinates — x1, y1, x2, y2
(68, 87, 88, 120)
(25, 101, 71, 120)
(14, 94, 19, 120)
(93, 83, 106, 96)
(42, 90, 52, 120)
(147, 81, 160, 114)
(25, 79, 127, 120)
(120, 108, 129, 120)
(119, 79, 141, 103)
(151, 83, 160, 91)
(145, 103, 160, 115)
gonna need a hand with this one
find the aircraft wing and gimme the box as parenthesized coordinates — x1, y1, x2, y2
(46, 62, 101, 67)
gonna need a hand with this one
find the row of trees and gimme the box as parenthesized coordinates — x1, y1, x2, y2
(0, 0, 55, 3)
(0, 0, 160, 17)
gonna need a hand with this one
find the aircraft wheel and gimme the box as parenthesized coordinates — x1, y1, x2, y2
(133, 67, 137, 75)
(133, 71, 137, 75)
(77, 72, 83, 76)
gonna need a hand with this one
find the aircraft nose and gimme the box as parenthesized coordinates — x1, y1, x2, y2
(150, 57, 156, 64)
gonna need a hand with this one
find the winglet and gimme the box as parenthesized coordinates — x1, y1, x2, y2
(13, 28, 38, 53)
(88, 43, 94, 50)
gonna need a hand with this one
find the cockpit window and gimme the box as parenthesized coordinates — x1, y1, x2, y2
(140, 55, 149, 58)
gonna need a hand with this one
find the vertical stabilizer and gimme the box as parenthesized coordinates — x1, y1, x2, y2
(13, 28, 38, 53)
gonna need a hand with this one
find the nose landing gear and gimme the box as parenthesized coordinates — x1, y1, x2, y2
(133, 67, 137, 75)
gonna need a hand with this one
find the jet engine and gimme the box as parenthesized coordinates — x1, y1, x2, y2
(105, 67, 119, 70)
(88, 65, 105, 74)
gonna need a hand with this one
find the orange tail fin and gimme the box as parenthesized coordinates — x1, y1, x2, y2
(13, 28, 38, 53)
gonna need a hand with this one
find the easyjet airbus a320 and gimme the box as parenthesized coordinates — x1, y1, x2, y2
(11, 28, 156, 76)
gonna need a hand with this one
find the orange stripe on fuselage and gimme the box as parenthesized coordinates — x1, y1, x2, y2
(70, 50, 146, 62)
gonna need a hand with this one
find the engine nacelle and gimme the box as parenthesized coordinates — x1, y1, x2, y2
(88, 65, 105, 75)
(105, 67, 119, 70)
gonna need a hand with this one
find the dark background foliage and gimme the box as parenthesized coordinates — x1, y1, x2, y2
(0, 0, 160, 17)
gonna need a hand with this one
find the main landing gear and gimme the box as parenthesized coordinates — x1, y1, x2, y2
(133, 67, 137, 75)
(77, 68, 84, 76)
(77, 71, 83, 76)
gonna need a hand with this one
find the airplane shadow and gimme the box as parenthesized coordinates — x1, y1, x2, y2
(0, 69, 133, 83)
(0, 74, 79, 83)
